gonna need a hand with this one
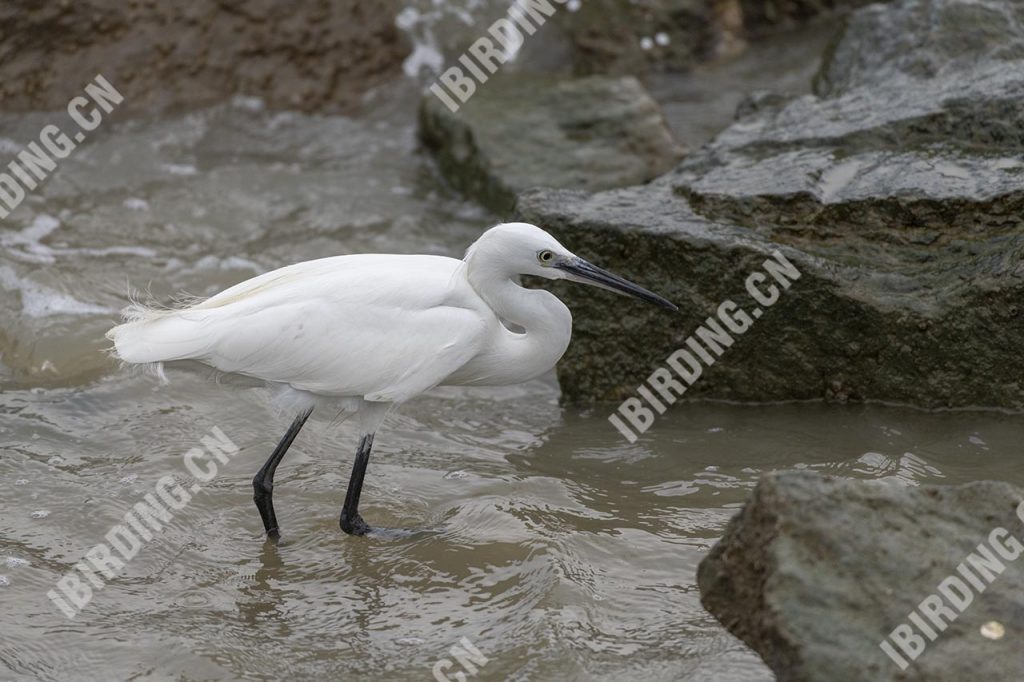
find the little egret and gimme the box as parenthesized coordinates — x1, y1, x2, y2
(107, 222, 677, 537)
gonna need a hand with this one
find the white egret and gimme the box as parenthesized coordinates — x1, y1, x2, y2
(107, 222, 677, 537)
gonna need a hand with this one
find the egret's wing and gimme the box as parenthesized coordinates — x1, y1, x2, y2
(201, 298, 488, 402)
(109, 255, 489, 402)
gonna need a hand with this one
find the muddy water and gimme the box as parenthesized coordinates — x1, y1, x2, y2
(3, 26, 1023, 682)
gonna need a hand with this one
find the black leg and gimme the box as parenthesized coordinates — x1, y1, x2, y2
(340, 433, 374, 536)
(253, 408, 313, 537)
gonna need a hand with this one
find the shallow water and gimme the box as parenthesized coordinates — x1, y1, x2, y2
(5, 382, 1024, 680)
(2, 24, 1022, 682)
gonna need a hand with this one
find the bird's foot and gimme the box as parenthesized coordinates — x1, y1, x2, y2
(340, 509, 440, 538)
(340, 512, 371, 536)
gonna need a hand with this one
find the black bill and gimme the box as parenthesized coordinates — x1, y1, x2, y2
(556, 257, 678, 312)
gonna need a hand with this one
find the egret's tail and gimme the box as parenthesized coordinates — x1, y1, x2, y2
(106, 302, 213, 365)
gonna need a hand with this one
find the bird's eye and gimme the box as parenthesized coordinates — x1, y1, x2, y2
(538, 250, 554, 264)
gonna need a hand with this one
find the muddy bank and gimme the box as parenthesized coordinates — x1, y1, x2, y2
(0, 0, 864, 117)
(0, 0, 409, 114)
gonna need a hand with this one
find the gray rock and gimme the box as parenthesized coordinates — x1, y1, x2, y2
(697, 471, 1024, 681)
(419, 75, 684, 214)
(515, 0, 1024, 408)
(814, 0, 1024, 96)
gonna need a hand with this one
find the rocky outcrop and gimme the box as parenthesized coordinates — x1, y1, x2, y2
(419, 75, 684, 214)
(697, 471, 1024, 681)
(0, 0, 408, 114)
(515, 0, 1024, 408)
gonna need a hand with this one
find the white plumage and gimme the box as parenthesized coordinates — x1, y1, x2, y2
(107, 222, 676, 537)
(111, 255, 488, 402)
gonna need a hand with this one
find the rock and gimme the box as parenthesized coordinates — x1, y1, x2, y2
(738, 0, 880, 35)
(551, 0, 877, 77)
(418, 75, 684, 213)
(515, 0, 1024, 408)
(0, 0, 408, 114)
(814, 0, 1024, 96)
(697, 471, 1024, 680)
(552, 0, 730, 75)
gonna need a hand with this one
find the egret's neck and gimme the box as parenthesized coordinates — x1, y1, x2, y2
(473, 275, 551, 328)
(464, 264, 572, 379)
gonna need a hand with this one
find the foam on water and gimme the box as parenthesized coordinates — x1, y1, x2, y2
(1, 213, 60, 264)
(0, 265, 114, 317)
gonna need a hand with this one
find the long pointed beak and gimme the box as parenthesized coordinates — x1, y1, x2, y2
(556, 257, 678, 312)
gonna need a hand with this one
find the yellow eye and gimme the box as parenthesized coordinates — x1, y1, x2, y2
(538, 250, 554, 264)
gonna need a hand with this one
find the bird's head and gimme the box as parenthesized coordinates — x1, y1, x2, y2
(465, 222, 678, 312)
